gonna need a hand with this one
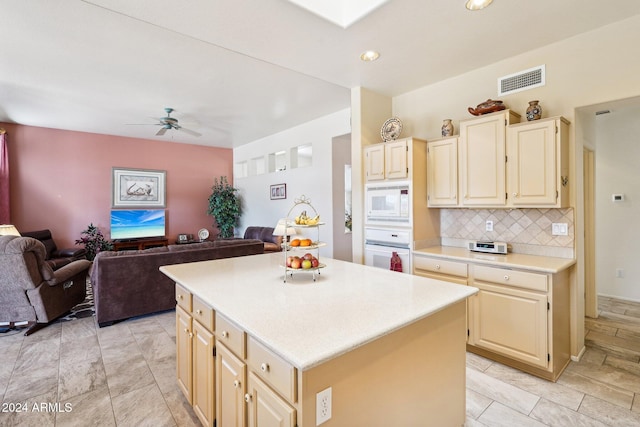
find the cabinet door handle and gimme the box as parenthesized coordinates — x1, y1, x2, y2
(233, 380, 241, 388)
(177, 295, 183, 300)
(196, 309, 202, 315)
(260, 363, 269, 372)
(244, 393, 252, 403)
(435, 264, 441, 270)
(513, 192, 519, 198)
(504, 275, 510, 281)
(221, 331, 228, 338)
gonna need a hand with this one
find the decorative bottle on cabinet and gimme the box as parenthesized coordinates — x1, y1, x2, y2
(526, 100, 542, 121)
(441, 119, 454, 136)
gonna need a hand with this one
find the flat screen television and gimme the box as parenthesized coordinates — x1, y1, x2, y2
(110, 209, 166, 240)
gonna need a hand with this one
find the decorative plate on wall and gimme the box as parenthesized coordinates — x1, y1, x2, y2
(381, 117, 403, 142)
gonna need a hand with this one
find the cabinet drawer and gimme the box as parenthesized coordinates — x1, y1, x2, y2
(474, 265, 547, 292)
(192, 295, 214, 331)
(247, 336, 297, 403)
(413, 256, 468, 278)
(216, 313, 246, 358)
(175, 284, 192, 312)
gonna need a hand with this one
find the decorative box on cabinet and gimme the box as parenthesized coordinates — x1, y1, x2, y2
(506, 116, 570, 207)
(459, 110, 520, 206)
(427, 136, 459, 207)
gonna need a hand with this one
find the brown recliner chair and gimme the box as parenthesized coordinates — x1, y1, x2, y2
(0, 235, 91, 335)
(21, 229, 87, 270)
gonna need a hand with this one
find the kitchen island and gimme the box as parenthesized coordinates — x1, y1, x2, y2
(160, 253, 478, 427)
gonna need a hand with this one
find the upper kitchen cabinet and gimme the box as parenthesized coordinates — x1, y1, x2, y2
(427, 136, 458, 207)
(459, 110, 521, 206)
(364, 138, 419, 181)
(506, 117, 570, 208)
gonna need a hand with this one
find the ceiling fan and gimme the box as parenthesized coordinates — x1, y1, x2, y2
(129, 107, 202, 137)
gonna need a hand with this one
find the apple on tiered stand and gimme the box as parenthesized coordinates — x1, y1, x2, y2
(286, 253, 320, 270)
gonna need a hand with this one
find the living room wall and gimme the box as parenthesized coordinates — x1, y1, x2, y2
(2, 122, 233, 248)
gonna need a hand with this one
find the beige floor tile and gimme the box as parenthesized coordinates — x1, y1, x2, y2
(59, 335, 102, 366)
(484, 362, 584, 410)
(0, 389, 57, 427)
(161, 387, 202, 427)
(57, 357, 107, 402)
(60, 317, 96, 344)
(99, 339, 144, 366)
(103, 354, 155, 398)
(557, 369, 634, 409)
(566, 358, 640, 395)
(135, 332, 176, 362)
(54, 385, 116, 427)
(579, 394, 640, 427)
(466, 388, 492, 419)
(3, 363, 59, 403)
(464, 415, 490, 426)
(633, 394, 640, 414)
(477, 402, 547, 427)
(530, 398, 608, 427)
(585, 318, 617, 336)
(466, 367, 540, 415)
(111, 382, 176, 427)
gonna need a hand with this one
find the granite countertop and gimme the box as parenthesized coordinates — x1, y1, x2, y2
(413, 246, 576, 274)
(160, 252, 477, 371)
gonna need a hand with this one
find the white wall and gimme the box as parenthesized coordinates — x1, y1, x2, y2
(233, 109, 351, 257)
(595, 106, 640, 302)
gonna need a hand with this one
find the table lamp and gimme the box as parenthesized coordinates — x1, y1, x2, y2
(0, 224, 21, 236)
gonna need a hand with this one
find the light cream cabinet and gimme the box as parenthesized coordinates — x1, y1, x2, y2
(427, 136, 459, 207)
(246, 372, 296, 427)
(364, 138, 410, 181)
(216, 341, 246, 427)
(411, 253, 570, 381)
(175, 285, 216, 427)
(459, 110, 520, 206)
(506, 116, 570, 207)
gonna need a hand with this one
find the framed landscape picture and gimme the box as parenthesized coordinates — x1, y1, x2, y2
(270, 183, 286, 200)
(112, 167, 166, 208)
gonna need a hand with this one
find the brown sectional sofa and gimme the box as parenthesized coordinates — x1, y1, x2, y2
(91, 239, 264, 326)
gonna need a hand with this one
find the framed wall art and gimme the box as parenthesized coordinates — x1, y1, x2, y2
(270, 183, 286, 200)
(112, 167, 166, 208)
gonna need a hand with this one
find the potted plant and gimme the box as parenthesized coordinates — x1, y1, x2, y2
(207, 176, 242, 239)
(76, 223, 113, 261)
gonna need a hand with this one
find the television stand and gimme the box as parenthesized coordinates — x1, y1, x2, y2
(112, 237, 168, 251)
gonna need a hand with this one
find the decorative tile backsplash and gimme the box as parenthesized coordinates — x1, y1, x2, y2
(439, 208, 574, 258)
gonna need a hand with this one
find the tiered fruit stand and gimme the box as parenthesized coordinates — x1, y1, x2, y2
(282, 195, 325, 283)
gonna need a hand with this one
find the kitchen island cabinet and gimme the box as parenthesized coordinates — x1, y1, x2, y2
(413, 247, 575, 381)
(161, 253, 477, 426)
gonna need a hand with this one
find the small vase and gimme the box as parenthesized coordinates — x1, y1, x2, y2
(441, 119, 454, 137)
(526, 100, 542, 121)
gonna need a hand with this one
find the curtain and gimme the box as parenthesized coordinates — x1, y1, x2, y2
(0, 130, 9, 224)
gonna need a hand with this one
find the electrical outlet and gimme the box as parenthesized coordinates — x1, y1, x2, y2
(485, 220, 493, 232)
(551, 223, 568, 236)
(316, 387, 332, 425)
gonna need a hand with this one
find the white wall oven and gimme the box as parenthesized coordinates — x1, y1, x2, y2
(365, 182, 410, 225)
(364, 227, 411, 273)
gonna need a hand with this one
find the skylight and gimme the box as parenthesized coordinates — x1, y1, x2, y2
(287, 0, 390, 28)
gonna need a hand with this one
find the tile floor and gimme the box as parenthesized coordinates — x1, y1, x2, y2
(0, 297, 639, 427)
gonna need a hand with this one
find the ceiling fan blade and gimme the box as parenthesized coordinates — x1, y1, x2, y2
(177, 126, 202, 137)
(156, 127, 168, 136)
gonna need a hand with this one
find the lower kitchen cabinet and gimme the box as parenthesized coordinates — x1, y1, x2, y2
(175, 285, 216, 427)
(412, 252, 571, 381)
(246, 372, 296, 427)
(216, 342, 247, 427)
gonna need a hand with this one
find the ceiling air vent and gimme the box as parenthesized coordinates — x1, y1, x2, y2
(498, 65, 545, 96)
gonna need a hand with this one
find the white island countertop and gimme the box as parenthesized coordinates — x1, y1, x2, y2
(160, 252, 477, 371)
(414, 246, 576, 273)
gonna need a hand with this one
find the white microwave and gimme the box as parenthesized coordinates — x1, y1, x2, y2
(365, 182, 410, 224)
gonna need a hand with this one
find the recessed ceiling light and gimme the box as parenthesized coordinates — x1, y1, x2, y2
(465, 0, 493, 11)
(360, 50, 380, 61)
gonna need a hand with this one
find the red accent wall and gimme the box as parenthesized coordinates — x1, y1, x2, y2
(2, 122, 233, 248)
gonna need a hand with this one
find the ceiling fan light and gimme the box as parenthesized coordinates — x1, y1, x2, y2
(360, 50, 380, 61)
(466, 0, 493, 11)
